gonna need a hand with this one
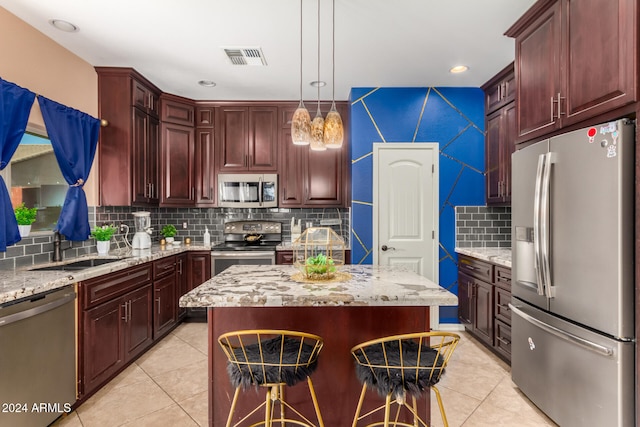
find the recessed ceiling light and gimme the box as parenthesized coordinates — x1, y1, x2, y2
(49, 19, 79, 33)
(198, 80, 216, 87)
(310, 81, 326, 88)
(450, 65, 469, 74)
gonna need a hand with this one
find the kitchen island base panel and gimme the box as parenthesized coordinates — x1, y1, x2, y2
(208, 305, 432, 426)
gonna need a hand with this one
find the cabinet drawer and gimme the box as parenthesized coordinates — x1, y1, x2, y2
(495, 319, 512, 361)
(458, 255, 493, 283)
(495, 266, 512, 290)
(161, 98, 195, 126)
(276, 250, 294, 265)
(495, 286, 511, 325)
(82, 264, 153, 309)
(153, 256, 176, 279)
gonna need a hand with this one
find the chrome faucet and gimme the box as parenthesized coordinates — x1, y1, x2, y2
(52, 231, 67, 262)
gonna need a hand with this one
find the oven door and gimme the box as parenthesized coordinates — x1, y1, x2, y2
(210, 251, 276, 276)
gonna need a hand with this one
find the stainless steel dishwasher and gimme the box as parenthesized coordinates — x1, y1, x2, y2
(0, 286, 76, 427)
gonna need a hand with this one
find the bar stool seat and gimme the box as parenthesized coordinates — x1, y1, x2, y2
(218, 329, 325, 427)
(350, 332, 460, 427)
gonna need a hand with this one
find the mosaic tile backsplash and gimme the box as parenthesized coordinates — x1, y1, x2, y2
(455, 206, 511, 248)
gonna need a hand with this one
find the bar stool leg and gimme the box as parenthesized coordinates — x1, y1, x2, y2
(306, 376, 324, 427)
(226, 386, 241, 427)
(352, 383, 368, 427)
(278, 384, 286, 427)
(432, 386, 448, 427)
(265, 386, 275, 427)
(383, 393, 392, 427)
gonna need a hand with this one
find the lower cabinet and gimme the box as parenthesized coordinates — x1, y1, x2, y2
(458, 254, 512, 363)
(78, 251, 212, 400)
(80, 264, 154, 397)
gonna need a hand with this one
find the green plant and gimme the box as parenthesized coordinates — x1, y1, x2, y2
(91, 224, 117, 241)
(161, 224, 177, 238)
(14, 203, 37, 225)
(305, 253, 336, 275)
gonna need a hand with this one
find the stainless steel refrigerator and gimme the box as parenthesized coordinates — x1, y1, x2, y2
(510, 119, 635, 427)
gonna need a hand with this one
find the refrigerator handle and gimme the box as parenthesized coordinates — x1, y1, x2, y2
(509, 303, 614, 357)
(540, 152, 556, 298)
(533, 154, 546, 296)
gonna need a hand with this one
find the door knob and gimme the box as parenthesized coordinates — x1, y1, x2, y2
(381, 245, 396, 251)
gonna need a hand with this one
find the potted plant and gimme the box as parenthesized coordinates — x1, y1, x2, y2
(303, 253, 337, 280)
(14, 203, 37, 237)
(91, 224, 117, 255)
(161, 224, 177, 244)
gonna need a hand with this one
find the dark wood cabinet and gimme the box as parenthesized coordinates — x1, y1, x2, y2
(483, 64, 515, 206)
(458, 254, 511, 362)
(161, 97, 194, 126)
(160, 122, 195, 206)
(187, 251, 212, 290)
(506, 0, 637, 143)
(278, 102, 350, 207)
(217, 106, 278, 172)
(79, 264, 154, 397)
(195, 126, 216, 207)
(152, 256, 178, 338)
(97, 67, 161, 206)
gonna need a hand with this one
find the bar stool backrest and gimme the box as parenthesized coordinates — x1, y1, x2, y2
(218, 329, 324, 389)
(350, 332, 460, 399)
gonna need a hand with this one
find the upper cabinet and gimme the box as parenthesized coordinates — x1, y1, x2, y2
(278, 102, 350, 208)
(482, 64, 516, 206)
(217, 105, 278, 172)
(96, 67, 161, 206)
(506, 0, 637, 143)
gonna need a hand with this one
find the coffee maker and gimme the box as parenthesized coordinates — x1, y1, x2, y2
(131, 211, 152, 249)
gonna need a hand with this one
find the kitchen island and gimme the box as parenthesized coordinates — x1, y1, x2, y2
(180, 264, 458, 426)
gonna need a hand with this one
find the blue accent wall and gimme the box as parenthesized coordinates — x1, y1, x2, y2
(349, 87, 485, 324)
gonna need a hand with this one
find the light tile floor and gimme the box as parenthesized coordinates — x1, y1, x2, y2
(52, 323, 557, 427)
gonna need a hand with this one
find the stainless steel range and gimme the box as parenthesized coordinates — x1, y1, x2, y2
(210, 220, 282, 276)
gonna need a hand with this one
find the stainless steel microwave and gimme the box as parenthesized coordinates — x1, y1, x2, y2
(218, 173, 278, 208)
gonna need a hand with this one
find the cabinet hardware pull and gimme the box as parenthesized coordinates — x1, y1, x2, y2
(557, 92, 565, 117)
(497, 336, 511, 346)
(178, 260, 183, 275)
(191, 187, 195, 200)
(156, 297, 161, 314)
(465, 265, 476, 271)
(121, 302, 128, 322)
(497, 83, 501, 100)
(498, 303, 510, 310)
(550, 96, 556, 122)
(128, 301, 132, 322)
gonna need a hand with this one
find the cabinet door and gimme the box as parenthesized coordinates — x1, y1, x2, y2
(305, 148, 343, 206)
(485, 109, 502, 205)
(279, 128, 305, 206)
(218, 107, 249, 171)
(248, 106, 278, 171)
(457, 272, 473, 328)
(124, 284, 153, 360)
(147, 115, 160, 203)
(153, 274, 177, 338)
(176, 254, 188, 319)
(161, 99, 194, 126)
(501, 103, 516, 203)
(563, 0, 636, 125)
(195, 128, 216, 206)
(161, 123, 195, 206)
(474, 279, 494, 346)
(82, 298, 124, 395)
(515, 1, 561, 142)
(188, 251, 212, 292)
(133, 108, 151, 204)
(495, 286, 512, 325)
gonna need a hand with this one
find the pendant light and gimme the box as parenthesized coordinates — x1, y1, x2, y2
(323, 0, 344, 149)
(291, 0, 311, 145)
(309, 0, 326, 151)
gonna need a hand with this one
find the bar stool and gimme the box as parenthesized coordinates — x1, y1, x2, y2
(350, 332, 460, 427)
(218, 329, 325, 427)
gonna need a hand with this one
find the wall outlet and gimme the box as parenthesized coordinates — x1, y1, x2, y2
(182, 222, 188, 229)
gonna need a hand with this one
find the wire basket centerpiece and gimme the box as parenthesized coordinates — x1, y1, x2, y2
(293, 227, 346, 281)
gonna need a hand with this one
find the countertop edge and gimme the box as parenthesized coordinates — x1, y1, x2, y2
(455, 247, 512, 268)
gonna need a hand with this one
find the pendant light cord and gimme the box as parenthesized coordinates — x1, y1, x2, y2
(332, 0, 335, 103)
(316, 0, 321, 113)
(299, 0, 304, 107)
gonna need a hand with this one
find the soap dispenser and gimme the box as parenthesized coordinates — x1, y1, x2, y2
(203, 226, 211, 246)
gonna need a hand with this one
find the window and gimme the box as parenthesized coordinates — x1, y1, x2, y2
(5, 132, 66, 232)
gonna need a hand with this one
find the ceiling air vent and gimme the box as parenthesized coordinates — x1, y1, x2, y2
(223, 47, 267, 66)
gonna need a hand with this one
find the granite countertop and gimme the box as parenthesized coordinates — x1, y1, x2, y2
(0, 244, 211, 306)
(455, 247, 512, 268)
(180, 264, 458, 308)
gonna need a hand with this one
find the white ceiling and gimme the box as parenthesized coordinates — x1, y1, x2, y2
(0, 0, 536, 101)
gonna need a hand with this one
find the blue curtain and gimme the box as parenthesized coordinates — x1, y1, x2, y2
(0, 79, 36, 251)
(37, 96, 100, 241)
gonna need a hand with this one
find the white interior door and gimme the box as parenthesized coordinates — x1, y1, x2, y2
(373, 143, 439, 327)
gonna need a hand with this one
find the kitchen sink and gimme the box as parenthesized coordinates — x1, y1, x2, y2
(30, 258, 124, 271)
